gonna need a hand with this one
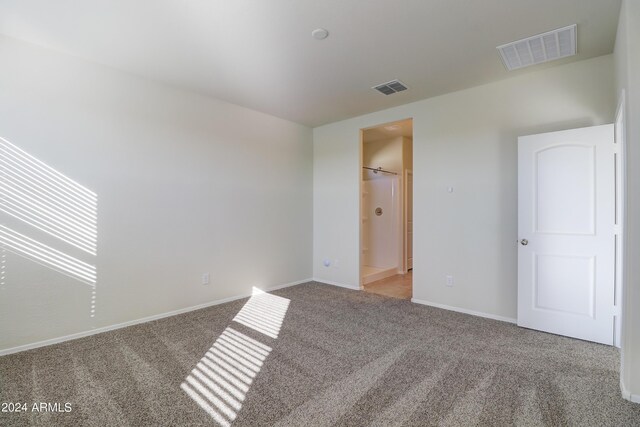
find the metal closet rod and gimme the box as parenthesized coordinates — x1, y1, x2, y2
(362, 166, 398, 175)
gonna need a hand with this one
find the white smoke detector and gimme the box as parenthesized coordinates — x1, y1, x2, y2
(497, 24, 577, 71)
(312, 28, 329, 40)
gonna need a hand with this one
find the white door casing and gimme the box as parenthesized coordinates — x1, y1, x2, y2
(613, 93, 626, 348)
(405, 170, 413, 271)
(517, 124, 615, 345)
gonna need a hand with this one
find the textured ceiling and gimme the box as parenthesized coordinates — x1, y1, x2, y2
(0, 0, 622, 127)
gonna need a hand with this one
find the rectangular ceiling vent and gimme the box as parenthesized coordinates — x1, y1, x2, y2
(497, 24, 576, 71)
(372, 80, 408, 95)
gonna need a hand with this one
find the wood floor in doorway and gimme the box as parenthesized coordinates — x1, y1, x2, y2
(363, 271, 412, 299)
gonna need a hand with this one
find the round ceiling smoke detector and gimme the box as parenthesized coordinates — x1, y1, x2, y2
(312, 28, 329, 40)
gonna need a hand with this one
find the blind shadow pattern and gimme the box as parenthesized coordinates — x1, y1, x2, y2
(181, 288, 290, 426)
(0, 136, 97, 287)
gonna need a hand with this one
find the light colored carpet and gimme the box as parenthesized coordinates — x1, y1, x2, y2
(1, 282, 639, 426)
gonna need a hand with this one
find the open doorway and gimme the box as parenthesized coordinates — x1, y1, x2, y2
(360, 119, 413, 299)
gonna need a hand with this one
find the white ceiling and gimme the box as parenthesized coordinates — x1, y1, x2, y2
(0, 0, 621, 127)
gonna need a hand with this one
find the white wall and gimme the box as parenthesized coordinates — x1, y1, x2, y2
(615, 0, 640, 402)
(0, 35, 313, 352)
(363, 136, 403, 180)
(314, 54, 616, 317)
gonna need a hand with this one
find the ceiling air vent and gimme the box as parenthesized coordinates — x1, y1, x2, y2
(373, 80, 408, 95)
(497, 24, 576, 71)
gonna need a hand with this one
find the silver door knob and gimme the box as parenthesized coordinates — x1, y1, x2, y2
(520, 239, 528, 246)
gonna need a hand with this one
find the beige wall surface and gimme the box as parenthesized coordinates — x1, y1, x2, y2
(314, 54, 616, 319)
(0, 35, 313, 352)
(363, 136, 403, 180)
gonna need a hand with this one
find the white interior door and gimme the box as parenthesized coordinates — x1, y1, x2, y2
(517, 124, 615, 345)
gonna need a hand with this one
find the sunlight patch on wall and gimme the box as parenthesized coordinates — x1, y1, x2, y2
(0, 224, 96, 285)
(182, 289, 290, 425)
(0, 248, 5, 289)
(0, 136, 98, 319)
(0, 137, 97, 255)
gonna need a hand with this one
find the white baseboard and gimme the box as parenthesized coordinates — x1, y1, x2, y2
(621, 379, 640, 404)
(411, 298, 517, 324)
(312, 278, 361, 290)
(0, 278, 312, 357)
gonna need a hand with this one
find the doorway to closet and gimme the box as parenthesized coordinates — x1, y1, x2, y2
(360, 119, 413, 299)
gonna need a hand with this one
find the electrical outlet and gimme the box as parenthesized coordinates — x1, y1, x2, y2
(333, 259, 340, 269)
(445, 275, 454, 287)
(202, 273, 210, 285)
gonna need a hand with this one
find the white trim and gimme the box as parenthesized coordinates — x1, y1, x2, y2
(614, 90, 626, 349)
(0, 278, 312, 356)
(312, 278, 360, 290)
(620, 379, 640, 404)
(404, 168, 413, 273)
(411, 298, 517, 324)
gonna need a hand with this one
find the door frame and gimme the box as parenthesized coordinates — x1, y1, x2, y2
(359, 119, 413, 295)
(404, 169, 413, 272)
(359, 128, 365, 289)
(614, 90, 627, 348)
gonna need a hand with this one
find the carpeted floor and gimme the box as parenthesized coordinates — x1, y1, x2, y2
(1, 282, 640, 426)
